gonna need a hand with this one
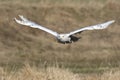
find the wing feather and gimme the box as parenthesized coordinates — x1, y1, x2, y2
(14, 15, 58, 37)
(68, 20, 115, 36)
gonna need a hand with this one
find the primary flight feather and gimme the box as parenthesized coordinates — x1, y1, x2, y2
(14, 15, 115, 44)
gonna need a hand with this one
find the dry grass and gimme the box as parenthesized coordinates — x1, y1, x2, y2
(0, 64, 120, 80)
(0, 0, 120, 79)
(0, 64, 79, 80)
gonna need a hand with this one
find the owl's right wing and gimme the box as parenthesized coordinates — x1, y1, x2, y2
(14, 15, 58, 37)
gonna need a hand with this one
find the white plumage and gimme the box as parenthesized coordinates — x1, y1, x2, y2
(14, 15, 115, 44)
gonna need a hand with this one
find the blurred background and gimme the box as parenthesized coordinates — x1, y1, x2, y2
(0, 0, 120, 74)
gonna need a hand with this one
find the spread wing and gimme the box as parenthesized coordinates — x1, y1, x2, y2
(68, 20, 115, 36)
(14, 15, 58, 37)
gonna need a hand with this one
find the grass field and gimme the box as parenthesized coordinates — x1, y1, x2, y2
(0, 0, 120, 79)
